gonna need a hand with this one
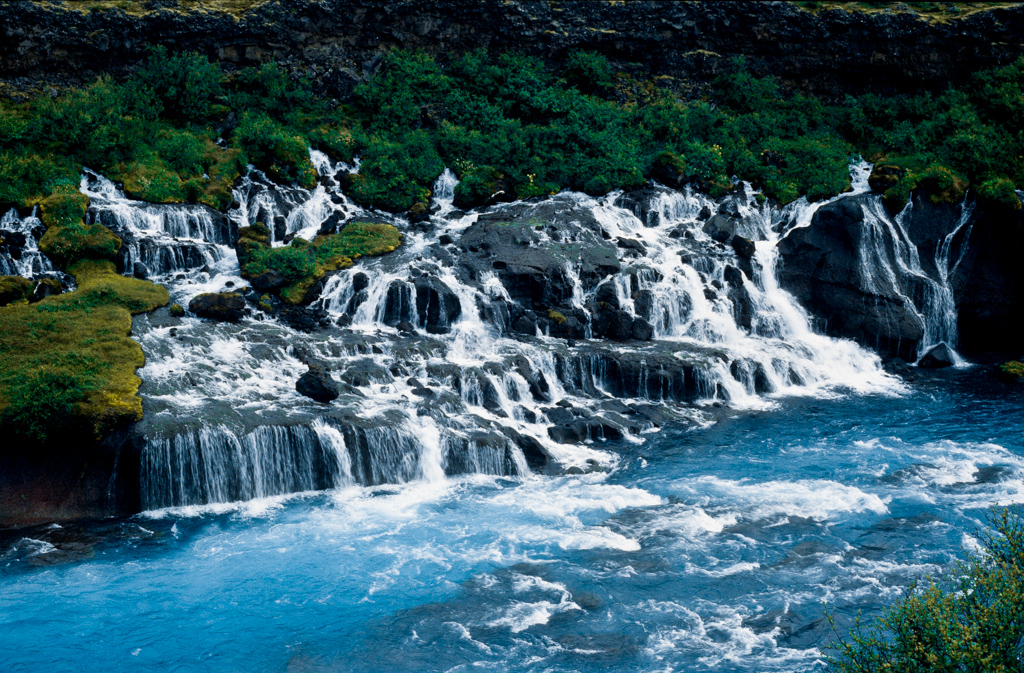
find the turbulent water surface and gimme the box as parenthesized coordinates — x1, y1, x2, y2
(1, 373, 1022, 672)
(2, 158, 1020, 671)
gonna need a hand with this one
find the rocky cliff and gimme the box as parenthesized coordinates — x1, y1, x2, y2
(3, 1, 1024, 100)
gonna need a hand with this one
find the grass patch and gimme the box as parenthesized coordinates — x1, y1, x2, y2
(0, 260, 168, 446)
(240, 222, 402, 305)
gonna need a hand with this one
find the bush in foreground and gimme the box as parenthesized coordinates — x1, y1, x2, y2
(827, 507, 1024, 673)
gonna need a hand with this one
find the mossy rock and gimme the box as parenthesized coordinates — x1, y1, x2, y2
(39, 222, 122, 267)
(976, 177, 1022, 214)
(39, 187, 88, 229)
(916, 165, 968, 205)
(116, 154, 188, 204)
(169, 302, 185, 317)
(996, 360, 1024, 383)
(238, 222, 402, 305)
(868, 162, 905, 192)
(0, 261, 168, 445)
(0, 276, 32, 306)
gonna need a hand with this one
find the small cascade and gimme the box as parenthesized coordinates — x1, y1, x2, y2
(76, 158, 924, 510)
(854, 196, 974, 363)
(81, 171, 235, 278)
(0, 208, 57, 278)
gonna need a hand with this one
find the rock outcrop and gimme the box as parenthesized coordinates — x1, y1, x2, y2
(4, 2, 1024, 102)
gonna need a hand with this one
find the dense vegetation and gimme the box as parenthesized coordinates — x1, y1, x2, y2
(828, 507, 1024, 672)
(4, 47, 1024, 217)
(0, 260, 168, 446)
(4, 44, 1024, 445)
(238, 221, 402, 304)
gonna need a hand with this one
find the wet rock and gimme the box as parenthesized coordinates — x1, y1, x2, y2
(918, 343, 955, 368)
(132, 262, 150, 279)
(616, 237, 648, 256)
(630, 317, 655, 341)
(381, 280, 415, 326)
(295, 364, 340, 403)
(351, 272, 369, 293)
(778, 194, 926, 359)
(731, 235, 756, 259)
(414, 275, 461, 334)
(408, 201, 430, 223)
(251, 269, 288, 291)
(340, 359, 394, 387)
(32, 277, 62, 301)
(397, 320, 416, 334)
(188, 292, 246, 322)
(633, 289, 656, 321)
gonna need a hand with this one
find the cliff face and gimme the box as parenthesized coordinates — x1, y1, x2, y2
(3, 1, 1024, 100)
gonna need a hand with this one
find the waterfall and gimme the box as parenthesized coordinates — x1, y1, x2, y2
(0, 208, 57, 278)
(23, 158, 926, 510)
(854, 197, 973, 364)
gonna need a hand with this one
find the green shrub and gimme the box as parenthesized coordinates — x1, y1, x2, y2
(0, 150, 79, 208)
(346, 132, 443, 212)
(244, 241, 317, 285)
(827, 507, 1024, 673)
(564, 51, 615, 94)
(454, 165, 507, 209)
(976, 177, 1021, 212)
(233, 112, 317, 188)
(132, 46, 222, 123)
(0, 368, 92, 446)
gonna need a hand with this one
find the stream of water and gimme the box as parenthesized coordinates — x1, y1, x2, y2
(1, 159, 1016, 671)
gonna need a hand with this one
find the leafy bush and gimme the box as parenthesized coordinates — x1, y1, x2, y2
(564, 51, 615, 94)
(827, 508, 1024, 673)
(132, 46, 222, 123)
(233, 112, 317, 187)
(346, 133, 443, 211)
(976, 177, 1021, 212)
(0, 368, 92, 446)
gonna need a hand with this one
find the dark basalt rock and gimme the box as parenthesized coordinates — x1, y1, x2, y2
(295, 364, 340, 403)
(251, 269, 288, 292)
(918, 343, 955, 369)
(414, 275, 461, 334)
(778, 194, 926, 359)
(32, 277, 63, 301)
(188, 292, 246, 322)
(731, 236, 756, 260)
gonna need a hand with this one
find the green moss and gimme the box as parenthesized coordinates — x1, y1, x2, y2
(916, 164, 969, 204)
(547, 309, 567, 325)
(39, 222, 122, 267)
(169, 302, 185, 317)
(38, 185, 88, 229)
(976, 177, 1021, 213)
(0, 276, 33, 306)
(239, 222, 402, 305)
(115, 152, 188, 203)
(0, 261, 168, 445)
(996, 360, 1024, 382)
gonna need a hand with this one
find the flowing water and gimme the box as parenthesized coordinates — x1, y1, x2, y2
(2, 159, 1019, 671)
(1, 373, 1021, 672)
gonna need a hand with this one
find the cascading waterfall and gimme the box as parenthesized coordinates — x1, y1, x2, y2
(853, 196, 974, 363)
(0, 208, 57, 278)
(38, 155, 945, 510)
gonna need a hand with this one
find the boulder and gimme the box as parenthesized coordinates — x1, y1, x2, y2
(918, 343, 955, 368)
(0, 275, 32, 306)
(251, 269, 288, 292)
(295, 365, 340, 403)
(414, 275, 461, 334)
(778, 194, 926, 359)
(32, 277, 63, 301)
(188, 292, 246, 322)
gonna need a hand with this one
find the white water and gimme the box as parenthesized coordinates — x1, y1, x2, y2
(21, 157, 975, 509)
